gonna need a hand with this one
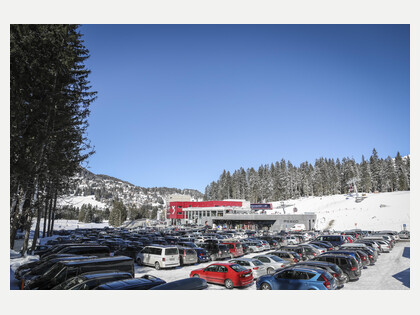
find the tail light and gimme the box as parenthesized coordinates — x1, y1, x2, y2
(299, 253, 302, 257)
(321, 275, 331, 289)
(21, 279, 25, 290)
(293, 258, 297, 263)
(312, 253, 316, 256)
(200, 253, 203, 256)
(361, 256, 366, 261)
(162, 257, 166, 261)
(350, 267, 357, 271)
(253, 267, 259, 270)
(332, 273, 339, 278)
(218, 251, 221, 255)
(183, 252, 186, 257)
(369, 255, 373, 259)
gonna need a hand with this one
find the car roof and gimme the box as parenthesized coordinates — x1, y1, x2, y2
(81, 271, 132, 280)
(230, 258, 258, 262)
(60, 255, 132, 266)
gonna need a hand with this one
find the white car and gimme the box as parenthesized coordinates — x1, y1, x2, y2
(229, 258, 267, 279)
(285, 236, 299, 245)
(253, 254, 291, 274)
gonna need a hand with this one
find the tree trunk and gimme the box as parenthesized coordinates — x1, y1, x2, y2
(31, 202, 43, 253)
(10, 187, 27, 249)
(49, 190, 58, 236)
(43, 193, 52, 238)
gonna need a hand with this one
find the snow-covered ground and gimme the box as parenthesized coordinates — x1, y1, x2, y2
(57, 195, 107, 209)
(270, 191, 410, 231)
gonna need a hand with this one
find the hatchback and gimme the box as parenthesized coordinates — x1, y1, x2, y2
(253, 255, 291, 274)
(229, 258, 267, 279)
(256, 266, 337, 290)
(190, 263, 254, 289)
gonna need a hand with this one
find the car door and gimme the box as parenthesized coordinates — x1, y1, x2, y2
(202, 265, 219, 283)
(274, 269, 294, 289)
(216, 265, 228, 284)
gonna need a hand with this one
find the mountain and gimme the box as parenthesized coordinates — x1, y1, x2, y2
(57, 168, 203, 210)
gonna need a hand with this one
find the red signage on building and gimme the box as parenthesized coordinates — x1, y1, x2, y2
(167, 200, 243, 219)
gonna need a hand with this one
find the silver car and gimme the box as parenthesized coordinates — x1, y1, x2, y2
(253, 254, 291, 274)
(229, 258, 267, 279)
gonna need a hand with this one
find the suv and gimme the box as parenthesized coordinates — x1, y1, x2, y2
(136, 245, 180, 269)
(313, 254, 361, 282)
(221, 241, 244, 258)
(200, 243, 230, 261)
(22, 256, 134, 290)
(315, 235, 347, 248)
(52, 271, 133, 290)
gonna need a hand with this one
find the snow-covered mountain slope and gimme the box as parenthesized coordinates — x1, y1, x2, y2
(270, 191, 410, 231)
(57, 168, 203, 210)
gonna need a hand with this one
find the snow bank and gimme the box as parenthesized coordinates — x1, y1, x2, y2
(57, 195, 107, 209)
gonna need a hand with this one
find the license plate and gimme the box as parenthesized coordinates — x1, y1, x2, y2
(169, 258, 174, 261)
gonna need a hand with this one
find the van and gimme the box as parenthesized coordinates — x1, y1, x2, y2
(136, 245, 180, 269)
(22, 256, 134, 290)
(315, 235, 346, 248)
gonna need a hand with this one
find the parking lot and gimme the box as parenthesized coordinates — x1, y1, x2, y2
(134, 241, 410, 290)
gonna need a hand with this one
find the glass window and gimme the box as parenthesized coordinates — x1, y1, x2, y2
(277, 269, 294, 279)
(205, 265, 219, 272)
(258, 257, 270, 263)
(252, 260, 263, 266)
(230, 264, 248, 272)
(218, 266, 228, 273)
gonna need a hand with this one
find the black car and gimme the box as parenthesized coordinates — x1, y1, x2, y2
(200, 243, 230, 261)
(23, 256, 134, 290)
(94, 275, 165, 290)
(51, 245, 111, 258)
(114, 245, 143, 260)
(149, 277, 208, 290)
(313, 254, 361, 282)
(51, 271, 133, 290)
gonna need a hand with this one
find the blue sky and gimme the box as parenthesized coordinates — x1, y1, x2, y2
(79, 24, 410, 193)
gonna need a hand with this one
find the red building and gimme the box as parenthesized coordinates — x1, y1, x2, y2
(167, 200, 243, 220)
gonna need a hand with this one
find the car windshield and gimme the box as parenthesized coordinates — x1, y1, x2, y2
(230, 264, 248, 272)
(268, 256, 284, 262)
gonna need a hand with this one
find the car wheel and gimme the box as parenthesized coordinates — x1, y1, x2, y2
(343, 273, 349, 283)
(250, 248, 254, 253)
(155, 262, 161, 270)
(193, 274, 200, 278)
(225, 279, 234, 289)
(267, 267, 274, 274)
(180, 258, 184, 266)
(260, 282, 272, 290)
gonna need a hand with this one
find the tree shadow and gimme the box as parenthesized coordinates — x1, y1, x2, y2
(392, 268, 410, 288)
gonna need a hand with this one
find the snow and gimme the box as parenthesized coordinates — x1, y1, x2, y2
(269, 191, 410, 231)
(57, 195, 107, 209)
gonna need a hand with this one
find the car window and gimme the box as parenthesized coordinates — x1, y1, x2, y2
(269, 256, 283, 262)
(205, 265, 219, 272)
(258, 257, 270, 263)
(294, 271, 309, 280)
(276, 269, 294, 279)
(230, 264, 248, 272)
(218, 266, 228, 273)
(252, 260, 263, 266)
(165, 248, 178, 255)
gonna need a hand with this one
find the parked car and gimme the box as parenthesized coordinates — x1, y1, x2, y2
(285, 236, 299, 245)
(244, 241, 264, 253)
(177, 247, 198, 266)
(18, 255, 95, 288)
(46, 245, 111, 258)
(256, 266, 337, 290)
(22, 256, 134, 290)
(26, 245, 50, 256)
(315, 235, 347, 248)
(190, 263, 254, 289)
(229, 258, 267, 279)
(269, 250, 300, 264)
(279, 246, 308, 261)
(94, 275, 165, 290)
(309, 241, 334, 251)
(295, 261, 346, 288)
(51, 271, 133, 290)
(114, 245, 143, 260)
(253, 254, 291, 274)
(149, 277, 208, 290)
(136, 245, 180, 269)
(221, 241, 244, 258)
(313, 254, 361, 282)
(200, 243, 231, 261)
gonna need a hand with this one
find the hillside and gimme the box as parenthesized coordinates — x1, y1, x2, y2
(269, 191, 410, 231)
(57, 168, 204, 210)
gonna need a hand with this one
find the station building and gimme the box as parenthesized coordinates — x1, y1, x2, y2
(166, 197, 316, 231)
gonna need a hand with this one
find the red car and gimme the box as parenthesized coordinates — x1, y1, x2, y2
(190, 263, 253, 289)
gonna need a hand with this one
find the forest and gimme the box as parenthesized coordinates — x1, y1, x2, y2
(204, 149, 410, 203)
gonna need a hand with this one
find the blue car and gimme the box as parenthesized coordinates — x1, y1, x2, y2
(256, 266, 337, 290)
